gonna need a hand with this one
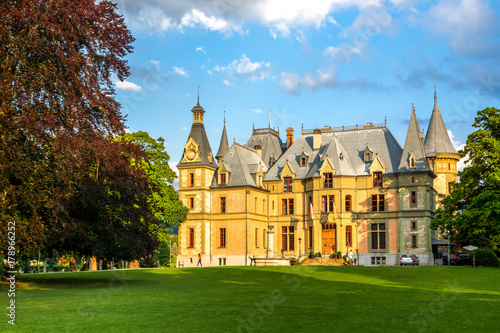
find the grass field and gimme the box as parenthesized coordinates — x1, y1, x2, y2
(1, 266, 500, 332)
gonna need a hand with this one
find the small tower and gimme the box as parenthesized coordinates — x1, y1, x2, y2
(424, 83, 460, 207)
(397, 105, 435, 264)
(177, 92, 217, 263)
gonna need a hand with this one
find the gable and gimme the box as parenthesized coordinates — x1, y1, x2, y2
(369, 155, 386, 174)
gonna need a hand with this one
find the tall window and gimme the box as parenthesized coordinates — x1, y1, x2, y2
(345, 195, 352, 212)
(281, 226, 294, 251)
(300, 157, 306, 166)
(411, 191, 416, 205)
(329, 195, 335, 213)
(220, 228, 226, 248)
(284, 177, 293, 192)
(282, 199, 294, 215)
(324, 173, 333, 188)
(255, 228, 259, 248)
(263, 229, 267, 248)
(411, 221, 417, 231)
(309, 227, 313, 249)
(412, 235, 417, 248)
(189, 197, 194, 209)
(189, 228, 194, 248)
(220, 197, 226, 213)
(189, 173, 194, 187)
(371, 223, 386, 250)
(371, 195, 385, 212)
(373, 172, 383, 187)
(322, 195, 334, 212)
(220, 173, 226, 185)
(346, 226, 352, 247)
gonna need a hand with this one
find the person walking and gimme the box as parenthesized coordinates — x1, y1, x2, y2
(197, 253, 202, 267)
(349, 250, 354, 266)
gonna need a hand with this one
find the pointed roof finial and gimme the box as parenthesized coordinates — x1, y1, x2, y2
(197, 84, 200, 104)
(224, 109, 226, 127)
(434, 73, 438, 107)
(412, 103, 415, 113)
(385, 116, 387, 126)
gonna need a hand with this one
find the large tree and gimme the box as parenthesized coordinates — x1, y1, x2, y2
(432, 107, 500, 253)
(0, 0, 160, 261)
(124, 131, 188, 242)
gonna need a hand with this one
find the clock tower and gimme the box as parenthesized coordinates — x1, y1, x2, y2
(177, 95, 217, 263)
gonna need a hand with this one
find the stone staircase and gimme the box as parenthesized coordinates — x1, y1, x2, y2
(299, 257, 347, 266)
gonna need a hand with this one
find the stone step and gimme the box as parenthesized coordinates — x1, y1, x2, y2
(299, 257, 347, 266)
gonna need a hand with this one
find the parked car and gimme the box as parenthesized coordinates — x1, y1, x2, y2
(450, 253, 473, 266)
(400, 254, 419, 266)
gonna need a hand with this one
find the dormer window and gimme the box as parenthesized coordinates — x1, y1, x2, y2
(364, 146, 373, 163)
(373, 172, 383, 187)
(323, 173, 333, 188)
(409, 155, 416, 169)
(299, 150, 309, 167)
(220, 173, 226, 185)
(284, 177, 293, 192)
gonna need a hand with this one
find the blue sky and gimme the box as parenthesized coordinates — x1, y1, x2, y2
(111, 0, 500, 181)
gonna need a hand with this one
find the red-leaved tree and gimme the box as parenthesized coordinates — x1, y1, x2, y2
(0, 0, 159, 263)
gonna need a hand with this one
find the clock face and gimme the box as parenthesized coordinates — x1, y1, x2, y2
(187, 150, 195, 160)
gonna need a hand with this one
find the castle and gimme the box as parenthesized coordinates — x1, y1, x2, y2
(176, 89, 459, 266)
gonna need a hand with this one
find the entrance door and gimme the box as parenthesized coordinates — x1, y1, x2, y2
(322, 223, 336, 255)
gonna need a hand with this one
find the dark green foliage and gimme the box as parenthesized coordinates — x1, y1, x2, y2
(0, 254, 6, 280)
(472, 248, 500, 267)
(432, 107, 500, 253)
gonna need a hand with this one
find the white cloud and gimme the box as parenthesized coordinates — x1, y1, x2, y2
(114, 0, 391, 38)
(115, 79, 142, 92)
(222, 79, 233, 86)
(213, 54, 271, 82)
(417, 0, 499, 56)
(251, 108, 264, 114)
(169, 162, 180, 190)
(150, 60, 160, 65)
(181, 126, 188, 130)
(448, 130, 467, 171)
(196, 46, 207, 55)
(173, 66, 189, 77)
(279, 68, 336, 94)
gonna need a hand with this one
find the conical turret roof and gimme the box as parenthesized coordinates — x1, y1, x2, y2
(398, 105, 430, 172)
(424, 88, 458, 156)
(216, 114, 229, 161)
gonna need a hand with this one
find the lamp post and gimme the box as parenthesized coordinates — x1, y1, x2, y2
(298, 237, 302, 259)
(170, 234, 173, 268)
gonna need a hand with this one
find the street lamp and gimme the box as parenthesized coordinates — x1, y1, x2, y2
(170, 234, 173, 268)
(298, 237, 302, 258)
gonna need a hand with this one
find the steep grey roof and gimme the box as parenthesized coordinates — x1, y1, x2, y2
(216, 122, 229, 161)
(245, 127, 284, 169)
(213, 143, 268, 188)
(264, 124, 403, 181)
(398, 107, 430, 173)
(424, 91, 458, 156)
(178, 100, 216, 168)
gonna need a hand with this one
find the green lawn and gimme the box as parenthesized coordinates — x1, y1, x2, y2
(1, 266, 499, 332)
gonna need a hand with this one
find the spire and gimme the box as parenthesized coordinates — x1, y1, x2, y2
(398, 104, 429, 172)
(424, 82, 458, 156)
(216, 112, 229, 163)
(197, 84, 200, 104)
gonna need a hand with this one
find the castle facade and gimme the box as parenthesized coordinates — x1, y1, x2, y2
(176, 91, 459, 266)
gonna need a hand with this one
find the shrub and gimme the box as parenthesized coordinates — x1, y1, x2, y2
(471, 248, 499, 267)
(0, 254, 6, 280)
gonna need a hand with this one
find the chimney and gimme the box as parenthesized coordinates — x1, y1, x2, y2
(254, 145, 262, 158)
(286, 127, 294, 149)
(313, 129, 321, 150)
